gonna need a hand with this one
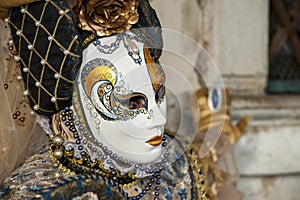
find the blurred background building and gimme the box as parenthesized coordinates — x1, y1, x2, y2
(150, 0, 300, 199)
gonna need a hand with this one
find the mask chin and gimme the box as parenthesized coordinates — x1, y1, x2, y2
(99, 132, 164, 164)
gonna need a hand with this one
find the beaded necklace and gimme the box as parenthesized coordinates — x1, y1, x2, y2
(93, 32, 143, 65)
(50, 106, 168, 199)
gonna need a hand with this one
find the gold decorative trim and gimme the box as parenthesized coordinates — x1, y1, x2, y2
(82, 33, 97, 47)
(188, 150, 208, 200)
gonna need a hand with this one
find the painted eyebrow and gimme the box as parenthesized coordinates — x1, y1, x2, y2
(144, 47, 166, 94)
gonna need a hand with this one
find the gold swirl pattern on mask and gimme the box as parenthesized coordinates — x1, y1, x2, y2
(81, 58, 153, 121)
(85, 66, 117, 97)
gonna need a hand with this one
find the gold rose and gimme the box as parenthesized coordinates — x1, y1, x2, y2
(74, 0, 139, 37)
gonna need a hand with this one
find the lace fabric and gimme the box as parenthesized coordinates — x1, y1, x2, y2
(36, 115, 53, 137)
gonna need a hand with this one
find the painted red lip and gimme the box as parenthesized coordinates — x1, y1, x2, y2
(146, 134, 162, 146)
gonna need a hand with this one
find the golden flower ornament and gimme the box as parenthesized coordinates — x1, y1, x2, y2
(74, 0, 139, 36)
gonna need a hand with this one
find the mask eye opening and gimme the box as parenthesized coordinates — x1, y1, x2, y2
(111, 92, 148, 111)
(128, 95, 148, 110)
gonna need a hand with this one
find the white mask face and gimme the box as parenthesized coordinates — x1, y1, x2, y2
(74, 33, 166, 164)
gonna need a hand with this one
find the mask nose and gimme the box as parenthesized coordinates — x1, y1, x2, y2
(146, 105, 166, 129)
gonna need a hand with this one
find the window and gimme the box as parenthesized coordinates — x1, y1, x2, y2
(267, 0, 300, 93)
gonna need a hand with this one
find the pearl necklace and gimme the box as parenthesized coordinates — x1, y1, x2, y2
(93, 32, 143, 65)
(50, 107, 168, 199)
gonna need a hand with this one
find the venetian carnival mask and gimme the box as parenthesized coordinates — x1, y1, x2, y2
(73, 32, 166, 164)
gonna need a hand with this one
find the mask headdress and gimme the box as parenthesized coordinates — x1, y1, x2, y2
(8, 0, 162, 116)
(8, 0, 82, 115)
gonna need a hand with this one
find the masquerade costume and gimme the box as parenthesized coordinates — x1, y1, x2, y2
(0, 0, 208, 199)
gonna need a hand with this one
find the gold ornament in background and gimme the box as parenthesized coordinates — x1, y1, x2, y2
(191, 87, 252, 200)
(196, 88, 251, 145)
(74, 0, 139, 36)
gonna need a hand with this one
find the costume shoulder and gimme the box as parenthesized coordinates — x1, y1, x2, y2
(0, 145, 123, 200)
(161, 131, 208, 200)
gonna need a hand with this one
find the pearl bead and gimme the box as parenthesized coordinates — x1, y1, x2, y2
(63, 50, 69, 55)
(35, 82, 40, 87)
(59, 10, 64, 15)
(54, 73, 60, 79)
(33, 105, 39, 110)
(14, 55, 20, 61)
(54, 173, 60, 178)
(40, 59, 46, 65)
(23, 67, 29, 73)
(35, 21, 41, 26)
(133, 48, 140, 54)
(48, 36, 54, 41)
(54, 149, 63, 159)
(23, 90, 29, 96)
(8, 40, 14, 46)
(30, 111, 35, 115)
(17, 76, 22, 80)
(4, 18, 9, 22)
(27, 44, 33, 50)
(16, 30, 21, 36)
(53, 137, 63, 145)
(20, 8, 26, 13)
(51, 97, 56, 102)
